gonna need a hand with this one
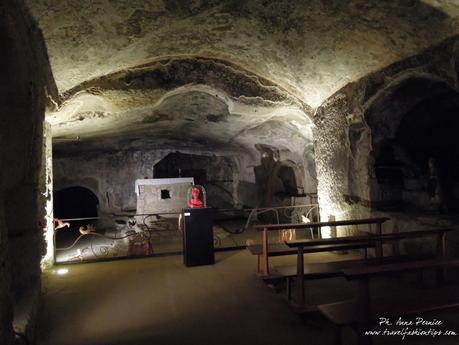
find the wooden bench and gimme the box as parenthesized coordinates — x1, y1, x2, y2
(283, 227, 455, 309)
(318, 257, 459, 345)
(250, 217, 389, 276)
(247, 240, 376, 278)
(276, 256, 416, 306)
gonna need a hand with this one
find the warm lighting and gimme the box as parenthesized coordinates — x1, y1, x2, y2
(301, 215, 310, 223)
(321, 225, 332, 239)
(56, 268, 69, 275)
(319, 204, 355, 239)
(41, 121, 55, 270)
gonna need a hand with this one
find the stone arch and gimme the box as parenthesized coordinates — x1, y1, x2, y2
(364, 73, 455, 141)
(364, 74, 459, 212)
(58, 56, 311, 116)
(53, 186, 99, 220)
(54, 178, 103, 212)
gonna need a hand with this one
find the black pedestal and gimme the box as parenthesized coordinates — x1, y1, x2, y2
(182, 207, 214, 267)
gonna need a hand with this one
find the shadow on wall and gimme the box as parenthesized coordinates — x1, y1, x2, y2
(253, 145, 314, 223)
(154, 152, 236, 209)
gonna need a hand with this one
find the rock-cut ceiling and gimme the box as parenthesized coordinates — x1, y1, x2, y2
(27, 0, 459, 154)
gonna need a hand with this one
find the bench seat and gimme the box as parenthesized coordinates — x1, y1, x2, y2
(273, 255, 418, 280)
(319, 257, 459, 344)
(248, 241, 376, 276)
(248, 242, 375, 257)
(318, 287, 459, 327)
(274, 258, 369, 279)
(247, 243, 296, 256)
(342, 257, 459, 278)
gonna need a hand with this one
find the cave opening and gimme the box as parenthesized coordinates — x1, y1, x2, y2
(54, 186, 99, 219)
(53, 186, 99, 245)
(369, 79, 459, 213)
(395, 90, 459, 213)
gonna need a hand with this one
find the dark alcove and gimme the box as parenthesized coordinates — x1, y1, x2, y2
(54, 186, 99, 219)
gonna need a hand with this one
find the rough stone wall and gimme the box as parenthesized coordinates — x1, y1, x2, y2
(153, 152, 238, 209)
(354, 38, 459, 211)
(0, 1, 57, 343)
(0, 192, 13, 345)
(313, 94, 352, 221)
(312, 37, 459, 224)
(53, 149, 254, 214)
(27, 0, 459, 107)
(54, 150, 159, 213)
(308, 37, 459, 251)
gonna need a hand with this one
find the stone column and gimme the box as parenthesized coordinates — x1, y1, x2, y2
(313, 94, 352, 236)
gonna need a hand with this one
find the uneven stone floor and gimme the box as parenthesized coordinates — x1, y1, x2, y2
(37, 250, 459, 345)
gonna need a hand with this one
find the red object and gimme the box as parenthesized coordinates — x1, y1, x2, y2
(128, 233, 151, 256)
(187, 187, 204, 208)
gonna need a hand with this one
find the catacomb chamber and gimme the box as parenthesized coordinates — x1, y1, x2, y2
(3, 1, 459, 344)
(49, 81, 318, 263)
(366, 77, 459, 214)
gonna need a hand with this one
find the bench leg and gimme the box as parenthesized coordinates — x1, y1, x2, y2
(286, 277, 292, 301)
(436, 268, 446, 284)
(417, 269, 424, 285)
(334, 325, 343, 345)
(356, 278, 372, 345)
(296, 246, 305, 307)
(262, 228, 269, 276)
(436, 233, 447, 284)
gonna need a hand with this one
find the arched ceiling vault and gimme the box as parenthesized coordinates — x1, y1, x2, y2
(365, 76, 459, 144)
(28, 0, 459, 107)
(26, 0, 459, 157)
(49, 57, 314, 159)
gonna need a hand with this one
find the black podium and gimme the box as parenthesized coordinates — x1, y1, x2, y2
(182, 207, 214, 267)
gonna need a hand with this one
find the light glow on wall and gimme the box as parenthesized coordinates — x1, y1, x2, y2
(41, 121, 55, 270)
(56, 268, 69, 275)
(301, 215, 310, 223)
(318, 200, 354, 239)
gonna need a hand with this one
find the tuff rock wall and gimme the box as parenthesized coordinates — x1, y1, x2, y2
(0, 1, 56, 343)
